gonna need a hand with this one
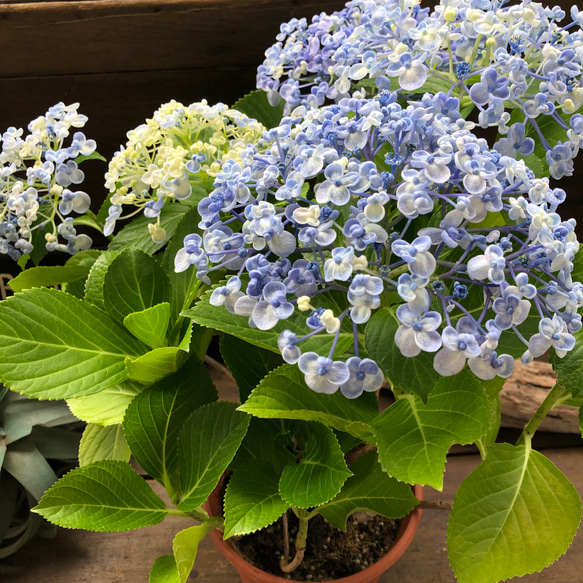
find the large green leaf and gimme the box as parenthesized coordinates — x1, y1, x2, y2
(67, 381, 144, 426)
(550, 328, 583, 397)
(84, 251, 120, 309)
(172, 520, 221, 583)
(123, 359, 217, 495)
(149, 554, 180, 583)
(233, 90, 284, 129)
(239, 365, 378, 443)
(319, 452, 419, 530)
(365, 308, 440, 401)
(183, 287, 354, 357)
(0, 288, 147, 400)
(448, 443, 582, 583)
(220, 334, 283, 401)
(124, 303, 171, 349)
(103, 248, 172, 323)
(79, 424, 131, 466)
(34, 460, 170, 532)
(109, 197, 201, 255)
(372, 371, 490, 490)
(9, 265, 92, 293)
(177, 401, 250, 512)
(279, 422, 351, 508)
(125, 347, 189, 384)
(223, 462, 288, 538)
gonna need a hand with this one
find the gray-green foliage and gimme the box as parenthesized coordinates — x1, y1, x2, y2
(0, 390, 80, 557)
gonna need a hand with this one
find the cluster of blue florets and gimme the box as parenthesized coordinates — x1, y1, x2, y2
(0, 103, 96, 259)
(176, 91, 581, 397)
(257, 0, 583, 179)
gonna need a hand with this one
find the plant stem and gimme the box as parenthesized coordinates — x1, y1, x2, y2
(516, 383, 570, 446)
(282, 511, 290, 565)
(345, 442, 376, 465)
(280, 508, 309, 573)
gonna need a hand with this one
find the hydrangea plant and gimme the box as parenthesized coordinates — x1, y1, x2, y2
(0, 1, 582, 583)
(0, 103, 101, 263)
(257, 0, 583, 179)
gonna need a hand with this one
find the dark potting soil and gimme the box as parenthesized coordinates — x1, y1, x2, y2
(232, 512, 401, 581)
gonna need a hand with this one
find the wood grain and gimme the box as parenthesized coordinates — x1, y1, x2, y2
(501, 360, 580, 434)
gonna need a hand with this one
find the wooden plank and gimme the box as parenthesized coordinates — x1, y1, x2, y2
(0, 0, 348, 77)
(501, 360, 580, 433)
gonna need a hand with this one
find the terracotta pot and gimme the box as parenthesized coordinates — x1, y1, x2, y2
(204, 479, 423, 583)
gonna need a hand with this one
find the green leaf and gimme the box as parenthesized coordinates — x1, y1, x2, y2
(187, 323, 213, 361)
(173, 520, 220, 583)
(75, 151, 107, 164)
(365, 308, 440, 401)
(550, 328, 583, 397)
(232, 89, 284, 129)
(72, 210, 103, 231)
(230, 417, 296, 474)
(103, 248, 172, 323)
(9, 265, 92, 293)
(67, 381, 144, 426)
(79, 424, 131, 466)
(124, 303, 171, 349)
(109, 198, 201, 255)
(34, 460, 170, 532)
(448, 443, 582, 583)
(125, 347, 189, 384)
(184, 287, 353, 358)
(149, 555, 180, 583)
(571, 246, 583, 285)
(30, 222, 51, 266)
(220, 334, 283, 401)
(223, 462, 288, 538)
(123, 359, 217, 494)
(495, 314, 540, 359)
(84, 251, 120, 309)
(319, 452, 419, 530)
(279, 422, 352, 508)
(372, 370, 491, 490)
(177, 401, 250, 512)
(475, 376, 506, 454)
(239, 365, 378, 443)
(17, 253, 30, 270)
(0, 288, 147, 400)
(161, 206, 203, 328)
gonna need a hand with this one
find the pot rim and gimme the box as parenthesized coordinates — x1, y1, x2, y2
(205, 480, 423, 583)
